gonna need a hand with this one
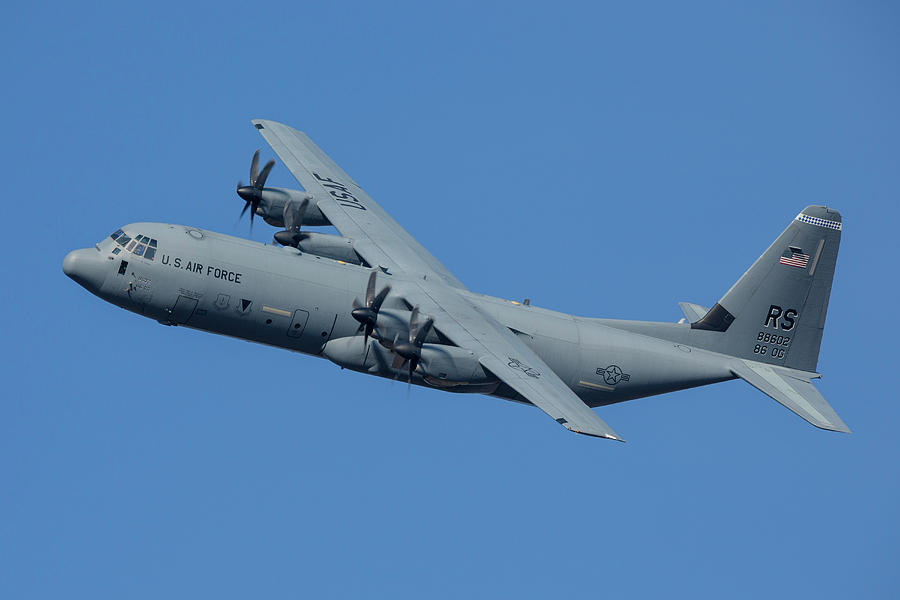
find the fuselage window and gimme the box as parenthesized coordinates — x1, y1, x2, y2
(117, 235, 131, 247)
(134, 244, 146, 257)
(144, 247, 156, 261)
(110, 229, 124, 241)
(112, 247, 121, 255)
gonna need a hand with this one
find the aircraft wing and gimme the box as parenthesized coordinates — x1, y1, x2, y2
(405, 279, 624, 441)
(255, 119, 621, 440)
(251, 119, 466, 289)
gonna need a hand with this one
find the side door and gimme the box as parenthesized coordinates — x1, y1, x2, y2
(167, 295, 198, 324)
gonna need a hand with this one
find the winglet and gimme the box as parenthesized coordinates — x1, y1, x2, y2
(731, 360, 850, 433)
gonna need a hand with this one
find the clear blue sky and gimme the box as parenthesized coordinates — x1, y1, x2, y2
(2, 1, 898, 597)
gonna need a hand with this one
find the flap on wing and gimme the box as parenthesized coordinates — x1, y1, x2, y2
(731, 360, 850, 433)
(679, 302, 710, 323)
(479, 356, 624, 441)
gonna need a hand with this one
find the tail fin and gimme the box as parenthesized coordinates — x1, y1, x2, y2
(691, 205, 842, 372)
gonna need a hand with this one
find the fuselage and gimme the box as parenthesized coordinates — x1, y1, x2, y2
(64, 222, 734, 408)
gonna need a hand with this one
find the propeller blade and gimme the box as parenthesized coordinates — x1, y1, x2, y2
(409, 306, 420, 344)
(250, 150, 260, 186)
(413, 316, 434, 347)
(255, 159, 275, 189)
(365, 270, 377, 306)
(283, 197, 310, 232)
(240, 200, 251, 218)
(283, 199, 297, 232)
(296, 197, 309, 227)
(372, 285, 391, 312)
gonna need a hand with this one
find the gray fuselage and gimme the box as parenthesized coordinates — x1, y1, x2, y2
(65, 222, 735, 408)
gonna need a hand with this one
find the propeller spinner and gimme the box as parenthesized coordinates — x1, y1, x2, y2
(236, 149, 275, 230)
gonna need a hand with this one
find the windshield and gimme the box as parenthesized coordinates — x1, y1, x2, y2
(109, 229, 158, 261)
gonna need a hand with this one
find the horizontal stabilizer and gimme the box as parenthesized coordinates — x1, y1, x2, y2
(731, 360, 850, 433)
(679, 302, 709, 323)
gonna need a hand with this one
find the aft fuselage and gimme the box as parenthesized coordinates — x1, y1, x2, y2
(64, 223, 734, 408)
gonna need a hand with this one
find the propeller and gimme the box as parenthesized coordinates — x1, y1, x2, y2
(273, 197, 310, 247)
(387, 306, 434, 382)
(351, 270, 391, 346)
(236, 149, 275, 230)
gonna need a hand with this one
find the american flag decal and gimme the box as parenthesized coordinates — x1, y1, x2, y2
(779, 246, 810, 268)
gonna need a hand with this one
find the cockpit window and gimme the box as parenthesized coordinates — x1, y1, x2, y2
(113, 230, 158, 261)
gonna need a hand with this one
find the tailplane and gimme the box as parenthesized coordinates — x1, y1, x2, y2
(730, 359, 850, 432)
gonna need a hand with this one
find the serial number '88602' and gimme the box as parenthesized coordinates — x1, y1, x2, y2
(757, 332, 791, 346)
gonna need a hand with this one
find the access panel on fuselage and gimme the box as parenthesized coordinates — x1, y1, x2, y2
(287, 309, 310, 337)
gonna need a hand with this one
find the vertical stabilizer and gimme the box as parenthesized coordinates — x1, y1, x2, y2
(692, 206, 842, 372)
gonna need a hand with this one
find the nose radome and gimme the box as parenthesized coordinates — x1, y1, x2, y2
(63, 248, 108, 293)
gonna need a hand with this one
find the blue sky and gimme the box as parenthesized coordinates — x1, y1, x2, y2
(2, 1, 899, 597)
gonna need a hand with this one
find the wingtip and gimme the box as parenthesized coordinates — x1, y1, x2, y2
(566, 425, 626, 442)
(822, 422, 852, 434)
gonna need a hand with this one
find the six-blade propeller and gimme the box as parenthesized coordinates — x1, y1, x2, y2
(236, 149, 275, 230)
(384, 306, 434, 382)
(351, 270, 392, 346)
(273, 197, 310, 247)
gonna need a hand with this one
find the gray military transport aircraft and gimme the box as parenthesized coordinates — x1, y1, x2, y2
(63, 119, 849, 441)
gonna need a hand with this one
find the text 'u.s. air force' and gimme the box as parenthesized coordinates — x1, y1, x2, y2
(161, 254, 243, 283)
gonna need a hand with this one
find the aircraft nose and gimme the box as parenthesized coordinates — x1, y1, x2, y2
(63, 248, 108, 293)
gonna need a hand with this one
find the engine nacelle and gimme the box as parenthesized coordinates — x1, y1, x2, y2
(298, 232, 363, 265)
(322, 337, 499, 393)
(256, 188, 330, 228)
(417, 345, 498, 391)
(322, 336, 372, 372)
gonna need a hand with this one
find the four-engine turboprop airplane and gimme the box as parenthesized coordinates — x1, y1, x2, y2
(62, 119, 850, 441)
